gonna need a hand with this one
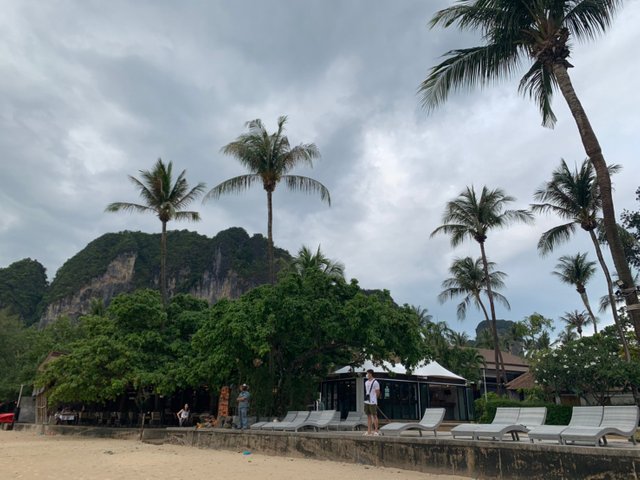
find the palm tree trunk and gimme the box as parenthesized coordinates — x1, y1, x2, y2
(478, 242, 506, 394)
(579, 290, 598, 334)
(588, 230, 631, 360)
(267, 189, 274, 284)
(553, 63, 640, 341)
(161, 221, 167, 305)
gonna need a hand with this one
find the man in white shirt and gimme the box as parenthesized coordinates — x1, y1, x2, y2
(363, 369, 381, 436)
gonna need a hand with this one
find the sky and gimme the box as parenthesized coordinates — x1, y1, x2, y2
(1, 1, 639, 339)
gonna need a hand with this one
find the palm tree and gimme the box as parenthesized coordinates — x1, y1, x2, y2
(554, 326, 579, 345)
(204, 116, 330, 283)
(106, 159, 205, 304)
(532, 158, 629, 357)
(438, 256, 510, 324)
(559, 310, 592, 338)
(552, 253, 598, 333)
(292, 245, 344, 280)
(431, 186, 533, 391)
(447, 330, 472, 347)
(420, 0, 640, 339)
(410, 305, 433, 328)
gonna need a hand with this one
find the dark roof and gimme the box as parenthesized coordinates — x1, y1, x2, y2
(476, 348, 529, 373)
(506, 371, 535, 390)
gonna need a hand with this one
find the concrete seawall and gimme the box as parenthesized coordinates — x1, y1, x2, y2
(13, 424, 640, 479)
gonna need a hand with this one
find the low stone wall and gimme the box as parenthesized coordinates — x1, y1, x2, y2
(13, 424, 640, 480)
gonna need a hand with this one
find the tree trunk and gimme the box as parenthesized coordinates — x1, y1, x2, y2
(553, 64, 640, 341)
(161, 221, 167, 305)
(478, 241, 507, 394)
(588, 230, 631, 360)
(267, 189, 274, 284)
(579, 290, 598, 334)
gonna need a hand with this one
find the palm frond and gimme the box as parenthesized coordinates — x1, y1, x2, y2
(537, 222, 577, 255)
(203, 175, 260, 202)
(518, 60, 558, 127)
(564, 0, 622, 42)
(104, 202, 154, 215)
(283, 175, 331, 205)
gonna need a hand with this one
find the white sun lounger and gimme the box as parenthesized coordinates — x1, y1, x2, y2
(560, 406, 639, 447)
(270, 411, 311, 431)
(251, 411, 297, 430)
(380, 408, 445, 437)
(291, 410, 341, 432)
(451, 407, 520, 439)
(261, 411, 309, 430)
(528, 406, 603, 444)
(328, 411, 368, 431)
(473, 407, 547, 441)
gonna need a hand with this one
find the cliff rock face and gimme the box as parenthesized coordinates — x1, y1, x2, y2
(38, 228, 285, 328)
(40, 254, 137, 327)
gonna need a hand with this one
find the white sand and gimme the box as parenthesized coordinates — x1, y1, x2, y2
(0, 430, 471, 480)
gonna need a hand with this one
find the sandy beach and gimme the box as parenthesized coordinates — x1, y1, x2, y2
(0, 430, 470, 480)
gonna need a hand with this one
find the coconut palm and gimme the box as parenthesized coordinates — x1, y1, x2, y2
(106, 159, 205, 304)
(204, 116, 330, 283)
(552, 253, 598, 333)
(554, 326, 579, 346)
(292, 245, 344, 280)
(559, 310, 592, 338)
(447, 330, 472, 347)
(532, 159, 629, 357)
(438, 256, 510, 323)
(410, 305, 433, 328)
(431, 186, 532, 391)
(420, 0, 640, 338)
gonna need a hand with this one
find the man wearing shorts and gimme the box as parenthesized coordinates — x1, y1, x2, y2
(363, 369, 380, 436)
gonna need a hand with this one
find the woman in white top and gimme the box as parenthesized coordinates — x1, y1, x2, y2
(176, 404, 190, 427)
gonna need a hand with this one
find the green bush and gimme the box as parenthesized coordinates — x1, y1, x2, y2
(474, 394, 572, 425)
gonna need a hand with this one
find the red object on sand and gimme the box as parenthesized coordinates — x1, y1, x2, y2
(0, 413, 14, 423)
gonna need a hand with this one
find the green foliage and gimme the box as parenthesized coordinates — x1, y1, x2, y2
(191, 271, 430, 416)
(532, 333, 640, 405)
(0, 258, 48, 326)
(36, 290, 207, 407)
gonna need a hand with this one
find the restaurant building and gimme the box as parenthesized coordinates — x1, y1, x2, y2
(320, 359, 472, 422)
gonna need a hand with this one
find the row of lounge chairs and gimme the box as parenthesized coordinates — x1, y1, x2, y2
(250, 410, 364, 432)
(452, 406, 639, 446)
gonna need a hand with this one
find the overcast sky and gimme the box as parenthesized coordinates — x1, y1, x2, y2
(1, 0, 639, 338)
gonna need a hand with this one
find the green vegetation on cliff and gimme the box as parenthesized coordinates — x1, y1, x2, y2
(0, 258, 48, 326)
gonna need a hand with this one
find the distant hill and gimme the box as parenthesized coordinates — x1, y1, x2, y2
(0, 258, 48, 326)
(28, 227, 291, 327)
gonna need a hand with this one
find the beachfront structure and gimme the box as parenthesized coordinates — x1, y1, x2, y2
(321, 360, 472, 422)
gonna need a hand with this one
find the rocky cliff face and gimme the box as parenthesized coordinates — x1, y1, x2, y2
(38, 228, 281, 328)
(40, 254, 137, 327)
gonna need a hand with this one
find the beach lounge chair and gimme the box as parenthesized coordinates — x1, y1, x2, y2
(473, 407, 547, 441)
(328, 411, 368, 431)
(528, 406, 603, 444)
(451, 407, 520, 439)
(269, 411, 311, 431)
(291, 410, 340, 432)
(560, 405, 639, 447)
(380, 408, 445, 437)
(259, 411, 306, 430)
(250, 411, 296, 430)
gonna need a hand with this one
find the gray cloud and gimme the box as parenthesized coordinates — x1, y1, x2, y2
(1, 0, 638, 338)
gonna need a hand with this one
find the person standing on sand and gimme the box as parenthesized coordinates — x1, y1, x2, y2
(363, 369, 380, 436)
(177, 404, 190, 427)
(236, 384, 251, 430)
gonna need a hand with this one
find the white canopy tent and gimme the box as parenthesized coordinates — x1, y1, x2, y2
(333, 359, 465, 382)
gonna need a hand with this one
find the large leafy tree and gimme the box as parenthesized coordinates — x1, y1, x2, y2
(431, 186, 533, 391)
(420, 0, 640, 337)
(205, 116, 331, 284)
(552, 253, 599, 333)
(532, 159, 629, 356)
(190, 270, 428, 416)
(106, 159, 205, 304)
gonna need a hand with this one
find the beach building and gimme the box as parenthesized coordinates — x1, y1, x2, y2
(321, 359, 472, 421)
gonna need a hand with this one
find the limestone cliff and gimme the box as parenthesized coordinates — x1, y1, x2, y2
(38, 227, 290, 328)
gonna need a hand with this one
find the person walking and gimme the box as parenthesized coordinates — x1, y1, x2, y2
(176, 404, 190, 427)
(236, 384, 251, 430)
(363, 369, 380, 436)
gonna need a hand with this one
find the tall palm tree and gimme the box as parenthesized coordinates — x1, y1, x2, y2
(559, 309, 592, 338)
(552, 253, 598, 333)
(106, 159, 205, 304)
(532, 159, 629, 357)
(292, 245, 345, 280)
(204, 116, 331, 283)
(431, 186, 533, 391)
(420, 0, 640, 338)
(410, 305, 433, 328)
